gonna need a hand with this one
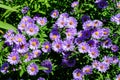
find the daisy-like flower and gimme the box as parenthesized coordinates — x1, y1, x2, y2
(71, 1, 79, 8)
(14, 34, 26, 45)
(32, 50, 42, 58)
(62, 39, 74, 51)
(97, 62, 109, 73)
(42, 41, 51, 53)
(29, 38, 40, 50)
(52, 39, 63, 53)
(92, 29, 102, 39)
(110, 13, 120, 25)
(41, 60, 52, 74)
(82, 20, 93, 30)
(16, 43, 29, 53)
(37, 77, 45, 80)
(92, 60, 100, 69)
(18, 21, 27, 31)
(111, 45, 119, 52)
(97, 0, 108, 9)
(102, 38, 112, 48)
(117, 2, 120, 9)
(73, 68, 84, 79)
(102, 56, 113, 66)
(112, 56, 119, 64)
(24, 53, 33, 62)
(66, 17, 78, 28)
(27, 63, 39, 76)
(78, 42, 89, 53)
(92, 20, 103, 28)
(59, 12, 69, 19)
(49, 31, 60, 41)
(0, 62, 9, 74)
(3, 30, 14, 39)
(74, 37, 84, 45)
(33, 14, 40, 21)
(77, 30, 84, 38)
(5, 34, 15, 45)
(82, 30, 91, 39)
(50, 10, 59, 18)
(65, 28, 77, 39)
(101, 28, 110, 38)
(116, 74, 120, 80)
(37, 17, 47, 26)
(87, 39, 99, 48)
(7, 52, 20, 65)
(21, 16, 34, 24)
(25, 24, 39, 36)
(21, 6, 29, 14)
(88, 47, 100, 59)
(82, 65, 93, 75)
(56, 17, 67, 28)
(81, 15, 90, 23)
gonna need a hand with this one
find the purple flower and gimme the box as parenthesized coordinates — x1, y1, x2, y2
(24, 53, 33, 62)
(33, 14, 40, 21)
(78, 42, 89, 53)
(21, 16, 34, 24)
(59, 12, 69, 19)
(65, 28, 77, 39)
(82, 30, 91, 39)
(82, 20, 93, 30)
(27, 63, 39, 76)
(29, 38, 40, 50)
(49, 31, 60, 41)
(92, 60, 100, 69)
(74, 37, 84, 45)
(112, 56, 119, 64)
(21, 6, 29, 14)
(37, 77, 45, 80)
(32, 50, 42, 58)
(18, 21, 27, 31)
(71, 1, 79, 8)
(87, 39, 99, 48)
(102, 56, 113, 66)
(82, 65, 93, 75)
(50, 10, 59, 18)
(111, 13, 120, 25)
(41, 60, 52, 74)
(0, 63, 9, 74)
(102, 38, 112, 48)
(14, 34, 26, 45)
(97, 0, 108, 9)
(37, 17, 47, 26)
(3, 30, 14, 39)
(25, 24, 39, 36)
(62, 51, 71, 58)
(95, 0, 102, 3)
(66, 17, 78, 28)
(16, 43, 29, 53)
(5, 34, 15, 45)
(52, 39, 63, 53)
(97, 62, 109, 73)
(73, 69, 84, 79)
(81, 15, 90, 23)
(92, 29, 103, 39)
(7, 52, 20, 65)
(92, 20, 103, 28)
(56, 17, 67, 28)
(42, 41, 51, 53)
(101, 28, 110, 38)
(111, 45, 119, 52)
(88, 47, 100, 59)
(116, 74, 120, 80)
(62, 39, 74, 51)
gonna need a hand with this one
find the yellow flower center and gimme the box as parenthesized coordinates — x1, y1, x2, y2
(53, 12, 57, 16)
(12, 56, 17, 61)
(69, 21, 73, 25)
(85, 68, 90, 72)
(22, 24, 25, 28)
(91, 51, 95, 55)
(32, 42, 37, 46)
(82, 46, 86, 50)
(95, 31, 99, 36)
(45, 45, 49, 49)
(31, 67, 35, 72)
(52, 35, 57, 40)
(40, 20, 45, 25)
(18, 38, 22, 42)
(67, 32, 71, 36)
(76, 72, 81, 76)
(29, 28, 34, 32)
(56, 44, 60, 48)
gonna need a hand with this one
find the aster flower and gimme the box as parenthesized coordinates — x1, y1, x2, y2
(32, 50, 42, 58)
(16, 43, 29, 53)
(49, 30, 60, 41)
(29, 38, 40, 50)
(112, 56, 119, 64)
(78, 42, 89, 53)
(92, 60, 100, 69)
(52, 39, 63, 53)
(117, 2, 120, 9)
(33, 14, 40, 21)
(5, 34, 15, 45)
(102, 56, 113, 66)
(82, 65, 93, 75)
(21, 6, 29, 14)
(56, 17, 67, 28)
(102, 38, 112, 48)
(0, 62, 9, 74)
(87, 39, 99, 48)
(21, 16, 34, 24)
(66, 17, 78, 28)
(50, 10, 59, 18)
(3, 30, 14, 39)
(37, 17, 47, 26)
(97, 0, 108, 9)
(81, 15, 90, 23)
(92, 20, 103, 28)
(41, 60, 52, 74)
(111, 45, 119, 52)
(88, 47, 100, 59)
(82, 30, 91, 39)
(82, 20, 93, 30)
(111, 14, 120, 25)
(27, 63, 39, 76)
(25, 24, 39, 36)
(62, 39, 74, 51)
(73, 68, 84, 79)
(71, 1, 79, 8)
(77, 30, 84, 38)
(65, 28, 77, 39)
(92, 29, 103, 39)
(24, 53, 33, 62)
(101, 28, 110, 38)
(74, 37, 84, 45)
(116, 74, 120, 80)
(42, 41, 51, 53)
(59, 12, 69, 19)
(18, 21, 27, 31)
(97, 62, 109, 73)
(14, 34, 26, 45)
(7, 52, 20, 65)
(37, 77, 45, 80)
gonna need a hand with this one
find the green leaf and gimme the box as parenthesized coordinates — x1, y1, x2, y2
(39, 66, 48, 70)
(0, 41, 4, 51)
(0, 4, 18, 12)
(0, 21, 17, 33)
